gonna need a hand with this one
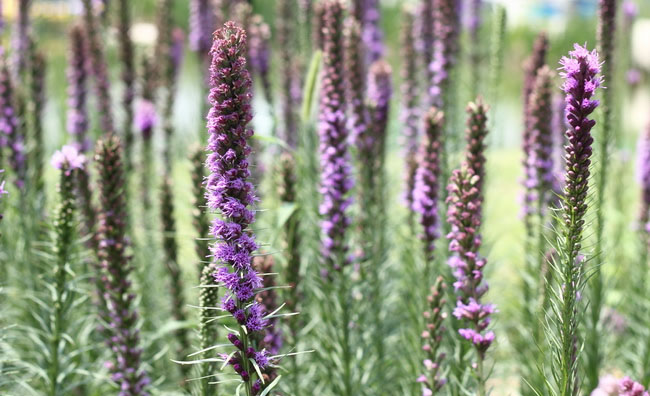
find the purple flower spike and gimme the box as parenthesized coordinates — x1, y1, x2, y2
(205, 22, 275, 390)
(363, 59, 392, 157)
(465, 97, 489, 200)
(0, 56, 26, 189)
(559, 44, 602, 233)
(318, 0, 353, 268)
(413, 108, 444, 262)
(95, 135, 149, 395)
(67, 25, 90, 153)
(400, 7, 420, 214)
(346, 18, 367, 147)
(134, 100, 157, 140)
(446, 165, 495, 359)
(429, 0, 460, 107)
(361, 0, 384, 65)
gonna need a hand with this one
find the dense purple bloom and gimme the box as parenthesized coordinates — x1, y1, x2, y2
(0, 56, 26, 189)
(51, 145, 87, 175)
(95, 135, 149, 396)
(401, 7, 420, 214)
(413, 108, 444, 261)
(134, 100, 157, 140)
(189, 0, 216, 56)
(362, 60, 392, 158)
(619, 377, 649, 396)
(67, 25, 90, 152)
(418, 277, 447, 395)
(318, 0, 353, 268)
(559, 44, 602, 237)
(205, 22, 274, 391)
(252, 256, 283, 373)
(429, 0, 460, 107)
(446, 166, 494, 357)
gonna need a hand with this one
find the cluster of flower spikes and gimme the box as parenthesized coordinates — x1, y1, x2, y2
(417, 276, 447, 395)
(446, 166, 495, 357)
(204, 22, 273, 393)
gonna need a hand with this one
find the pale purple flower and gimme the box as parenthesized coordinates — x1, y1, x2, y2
(51, 145, 87, 174)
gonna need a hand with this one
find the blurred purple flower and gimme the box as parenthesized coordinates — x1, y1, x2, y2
(51, 145, 87, 174)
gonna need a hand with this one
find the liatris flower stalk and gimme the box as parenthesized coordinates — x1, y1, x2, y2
(447, 165, 494, 396)
(278, 0, 300, 148)
(313, 1, 326, 50)
(464, 98, 489, 204)
(13, 0, 32, 75)
(48, 145, 85, 396)
(0, 56, 26, 189)
(118, 0, 135, 172)
(638, 125, 650, 241)
(487, 6, 507, 107)
(518, 65, 555, 396)
(319, 0, 352, 269)
(430, 0, 460, 108)
(67, 26, 90, 153)
(361, 0, 384, 65)
(417, 277, 447, 395)
(82, 0, 114, 135)
(345, 19, 367, 147)
(419, 0, 435, 88)
(190, 0, 216, 59)
(401, 7, 420, 219)
(249, 16, 273, 105)
(160, 177, 191, 381)
(413, 108, 444, 266)
(548, 44, 601, 396)
(28, 47, 46, 196)
(205, 22, 277, 395)
(587, 2, 617, 389)
(521, 32, 548, 227)
(95, 135, 149, 395)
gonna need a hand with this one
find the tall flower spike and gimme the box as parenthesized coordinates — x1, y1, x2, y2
(49, 145, 84, 395)
(0, 56, 26, 189)
(82, 0, 114, 134)
(67, 25, 90, 153)
(550, 43, 602, 396)
(418, 277, 447, 395)
(13, 0, 32, 74)
(413, 108, 444, 263)
(28, 47, 46, 194)
(446, 165, 494, 394)
(95, 135, 149, 395)
(205, 22, 275, 394)
(253, 256, 283, 372)
(319, 0, 353, 268)
(521, 32, 548, 222)
(430, 0, 461, 107)
(118, 0, 135, 172)
(345, 18, 367, 147)
(419, 0, 435, 87)
(528, 66, 555, 216)
(401, 7, 421, 216)
(465, 97, 489, 201)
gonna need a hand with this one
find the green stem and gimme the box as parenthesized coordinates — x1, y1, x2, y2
(477, 356, 486, 396)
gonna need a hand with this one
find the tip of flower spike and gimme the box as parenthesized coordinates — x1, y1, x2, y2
(559, 44, 603, 89)
(51, 144, 86, 172)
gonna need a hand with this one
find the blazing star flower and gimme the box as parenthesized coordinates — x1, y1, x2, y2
(619, 377, 649, 396)
(51, 145, 86, 174)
